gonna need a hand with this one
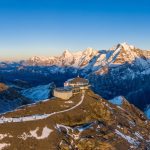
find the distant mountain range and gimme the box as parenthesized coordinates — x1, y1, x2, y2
(25, 43, 150, 70)
(1, 42, 150, 72)
(0, 42, 150, 118)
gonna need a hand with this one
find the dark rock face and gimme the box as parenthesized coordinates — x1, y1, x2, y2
(89, 60, 150, 111)
(0, 83, 31, 113)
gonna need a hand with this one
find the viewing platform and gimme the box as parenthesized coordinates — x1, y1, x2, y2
(53, 76, 90, 100)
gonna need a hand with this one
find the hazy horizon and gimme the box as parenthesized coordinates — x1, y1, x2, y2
(1, 42, 150, 61)
(0, 0, 150, 60)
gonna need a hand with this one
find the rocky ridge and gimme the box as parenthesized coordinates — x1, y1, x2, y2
(0, 90, 149, 149)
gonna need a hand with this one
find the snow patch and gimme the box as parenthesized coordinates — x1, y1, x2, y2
(19, 126, 53, 140)
(76, 123, 93, 132)
(65, 101, 73, 104)
(109, 96, 123, 106)
(56, 124, 79, 140)
(30, 126, 53, 140)
(120, 42, 135, 50)
(0, 134, 7, 140)
(0, 143, 10, 150)
(0, 134, 12, 140)
(115, 129, 139, 146)
(21, 83, 52, 102)
(134, 132, 143, 140)
(144, 106, 150, 119)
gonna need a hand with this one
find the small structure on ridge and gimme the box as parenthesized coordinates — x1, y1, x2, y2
(53, 76, 90, 100)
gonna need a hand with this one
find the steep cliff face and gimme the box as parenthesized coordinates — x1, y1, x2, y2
(0, 90, 149, 149)
(88, 53, 150, 111)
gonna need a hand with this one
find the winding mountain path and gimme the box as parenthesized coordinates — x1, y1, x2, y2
(0, 93, 85, 124)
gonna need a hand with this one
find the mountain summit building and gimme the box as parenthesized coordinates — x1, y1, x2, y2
(53, 77, 89, 100)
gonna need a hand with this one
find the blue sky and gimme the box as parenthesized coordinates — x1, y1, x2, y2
(0, 0, 150, 60)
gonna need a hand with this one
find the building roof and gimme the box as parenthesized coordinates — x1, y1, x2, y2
(55, 87, 72, 92)
(68, 77, 89, 84)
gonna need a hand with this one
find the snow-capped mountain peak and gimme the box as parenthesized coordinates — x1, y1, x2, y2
(25, 43, 150, 71)
(110, 42, 135, 51)
(61, 49, 73, 58)
(82, 48, 98, 56)
(107, 42, 140, 65)
(119, 42, 135, 50)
